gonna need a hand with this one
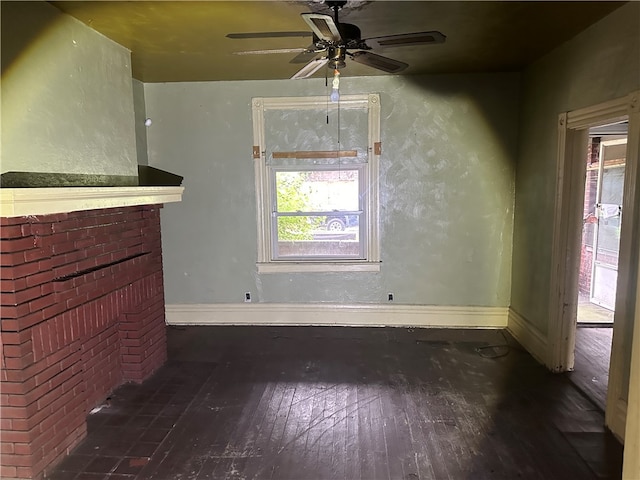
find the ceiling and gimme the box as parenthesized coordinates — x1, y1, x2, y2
(50, 1, 625, 83)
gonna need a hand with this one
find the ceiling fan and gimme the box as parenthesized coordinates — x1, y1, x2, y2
(227, 0, 446, 79)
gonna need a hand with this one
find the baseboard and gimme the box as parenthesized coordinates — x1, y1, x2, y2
(507, 307, 548, 364)
(165, 303, 509, 329)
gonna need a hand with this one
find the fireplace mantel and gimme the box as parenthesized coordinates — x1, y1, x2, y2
(0, 186, 184, 217)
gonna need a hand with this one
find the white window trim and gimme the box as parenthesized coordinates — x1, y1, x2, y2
(252, 94, 381, 273)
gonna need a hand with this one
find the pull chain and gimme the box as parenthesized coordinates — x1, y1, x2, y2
(326, 68, 329, 124)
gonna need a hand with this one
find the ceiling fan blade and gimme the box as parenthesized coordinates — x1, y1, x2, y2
(364, 31, 446, 49)
(350, 51, 408, 74)
(291, 57, 329, 79)
(301, 13, 341, 43)
(289, 45, 324, 64)
(233, 48, 309, 56)
(226, 31, 312, 39)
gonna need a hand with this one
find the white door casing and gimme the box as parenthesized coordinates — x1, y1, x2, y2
(549, 91, 639, 442)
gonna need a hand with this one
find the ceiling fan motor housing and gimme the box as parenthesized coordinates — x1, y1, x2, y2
(328, 46, 347, 69)
(326, 1, 348, 10)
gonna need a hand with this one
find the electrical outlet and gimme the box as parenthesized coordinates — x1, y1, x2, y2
(388, 293, 394, 302)
(244, 292, 251, 302)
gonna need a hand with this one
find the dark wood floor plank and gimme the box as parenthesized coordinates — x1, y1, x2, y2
(329, 384, 348, 480)
(570, 327, 612, 410)
(305, 383, 333, 479)
(378, 385, 411, 480)
(356, 383, 376, 479)
(342, 383, 362, 480)
(266, 382, 305, 480)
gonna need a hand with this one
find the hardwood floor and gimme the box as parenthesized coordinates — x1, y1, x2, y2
(569, 327, 613, 411)
(48, 326, 622, 480)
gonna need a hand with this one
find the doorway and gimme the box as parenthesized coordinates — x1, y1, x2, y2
(572, 125, 627, 411)
(577, 131, 627, 326)
(548, 91, 640, 442)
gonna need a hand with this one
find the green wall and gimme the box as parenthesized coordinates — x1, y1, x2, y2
(145, 73, 519, 305)
(133, 79, 149, 166)
(1, 1, 137, 181)
(511, 1, 640, 334)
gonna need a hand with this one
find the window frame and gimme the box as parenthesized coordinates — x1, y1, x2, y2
(252, 94, 381, 273)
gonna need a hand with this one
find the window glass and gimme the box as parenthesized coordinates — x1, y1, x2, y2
(273, 168, 363, 259)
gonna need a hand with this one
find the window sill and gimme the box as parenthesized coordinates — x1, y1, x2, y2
(257, 262, 381, 273)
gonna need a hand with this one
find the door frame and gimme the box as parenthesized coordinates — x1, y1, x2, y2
(548, 90, 639, 441)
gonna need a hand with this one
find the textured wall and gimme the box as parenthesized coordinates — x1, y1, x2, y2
(511, 2, 640, 335)
(145, 73, 519, 307)
(0, 2, 137, 180)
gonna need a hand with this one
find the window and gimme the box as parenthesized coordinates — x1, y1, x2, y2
(252, 94, 380, 273)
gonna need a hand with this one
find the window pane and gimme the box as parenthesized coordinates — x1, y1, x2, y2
(307, 170, 359, 212)
(276, 171, 313, 212)
(265, 108, 368, 165)
(276, 170, 359, 213)
(276, 215, 361, 258)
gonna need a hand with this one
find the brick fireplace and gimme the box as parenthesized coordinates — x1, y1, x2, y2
(1, 189, 181, 480)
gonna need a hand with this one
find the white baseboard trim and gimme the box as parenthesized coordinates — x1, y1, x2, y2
(165, 303, 508, 329)
(507, 308, 548, 365)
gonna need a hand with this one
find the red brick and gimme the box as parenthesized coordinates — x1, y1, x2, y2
(24, 246, 53, 263)
(3, 353, 30, 371)
(51, 249, 85, 269)
(0, 382, 25, 395)
(1, 276, 26, 293)
(0, 465, 17, 478)
(50, 218, 78, 233)
(0, 261, 42, 281)
(41, 302, 67, 322)
(0, 217, 28, 226)
(1, 453, 34, 467)
(1, 442, 15, 455)
(0, 303, 30, 318)
(29, 223, 54, 236)
(13, 443, 32, 456)
(0, 319, 20, 332)
(0, 237, 36, 253)
(11, 309, 45, 331)
(0, 427, 31, 442)
(1, 330, 31, 345)
(51, 240, 76, 255)
(25, 270, 54, 288)
(27, 293, 56, 313)
(8, 284, 47, 305)
(0, 224, 27, 239)
(38, 401, 68, 433)
(65, 228, 89, 242)
(16, 466, 35, 480)
(0, 251, 26, 267)
(2, 341, 32, 358)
